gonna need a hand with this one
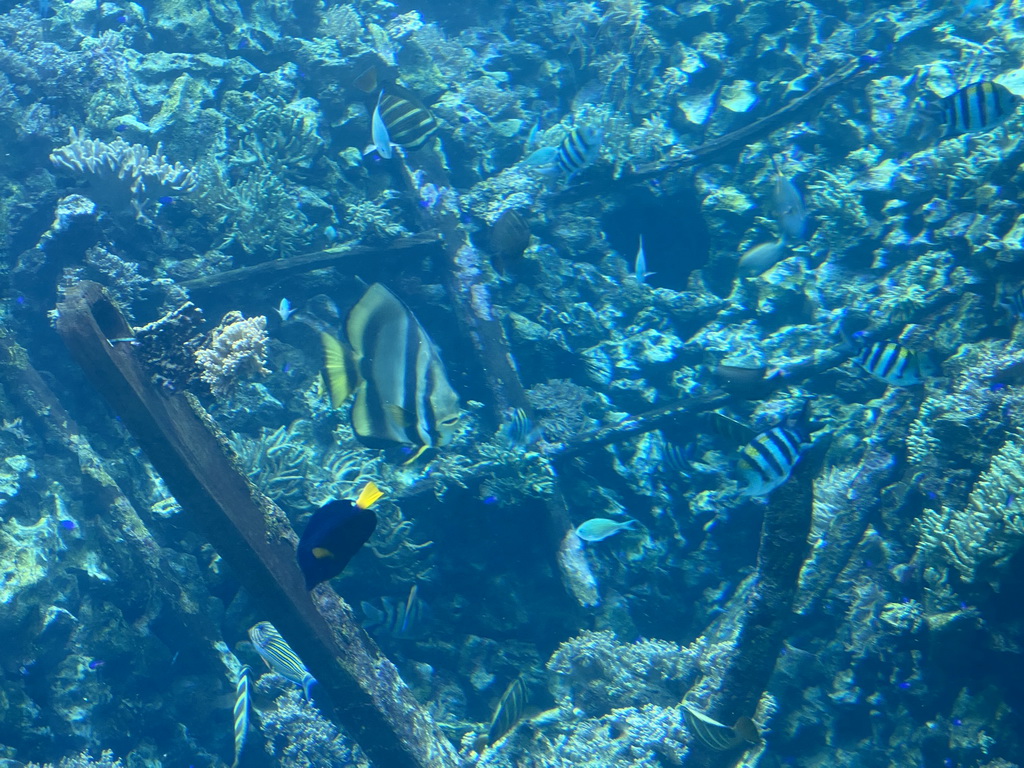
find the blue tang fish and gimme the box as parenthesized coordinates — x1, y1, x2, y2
(297, 482, 382, 590)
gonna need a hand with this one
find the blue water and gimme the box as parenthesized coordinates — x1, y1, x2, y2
(0, 0, 1021, 766)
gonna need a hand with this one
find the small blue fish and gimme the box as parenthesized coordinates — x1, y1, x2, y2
(634, 235, 653, 283)
(575, 518, 637, 542)
(297, 482, 381, 590)
(274, 298, 294, 322)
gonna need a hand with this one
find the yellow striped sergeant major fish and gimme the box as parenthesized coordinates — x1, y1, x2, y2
(321, 283, 461, 464)
(248, 622, 316, 700)
(855, 341, 936, 387)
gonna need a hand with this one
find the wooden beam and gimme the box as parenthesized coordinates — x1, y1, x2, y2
(55, 281, 459, 768)
(180, 231, 443, 292)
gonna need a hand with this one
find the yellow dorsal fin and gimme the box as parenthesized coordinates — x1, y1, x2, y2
(321, 332, 358, 408)
(356, 481, 384, 509)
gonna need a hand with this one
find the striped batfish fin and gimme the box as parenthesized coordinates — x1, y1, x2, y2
(320, 332, 360, 408)
(379, 91, 438, 150)
(230, 665, 251, 768)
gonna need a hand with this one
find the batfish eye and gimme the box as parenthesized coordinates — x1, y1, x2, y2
(440, 416, 459, 426)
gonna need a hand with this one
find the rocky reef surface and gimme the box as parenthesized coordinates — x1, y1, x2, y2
(2, 0, 1024, 766)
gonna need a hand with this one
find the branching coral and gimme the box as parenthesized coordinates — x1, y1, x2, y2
(50, 128, 196, 221)
(194, 312, 270, 395)
(228, 422, 312, 508)
(916, 430, 1024, 587)
(255, 689, 369, 768)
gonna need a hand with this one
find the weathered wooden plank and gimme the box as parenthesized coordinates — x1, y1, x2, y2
(180, 231, 443, 291)
(54, 281, 459, 768)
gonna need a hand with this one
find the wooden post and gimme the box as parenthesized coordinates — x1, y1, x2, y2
(55, 281, 459, 768)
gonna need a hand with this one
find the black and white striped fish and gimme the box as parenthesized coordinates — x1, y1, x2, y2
(499, 407, 543, 449)
(855, 341, 935, 387)
(248, 622, 317, 699)
(736, 424, 810, 497)
(321, 283, 461, 464)
(941, 81, 1019, 136)
(230, 665, 251, 768)
(361, 584, 427, 640)
(525, 125, 603, 182)
(555, 125, 603, 180)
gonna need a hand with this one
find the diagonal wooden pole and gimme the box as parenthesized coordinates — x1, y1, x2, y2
(55, 281, 459, 768)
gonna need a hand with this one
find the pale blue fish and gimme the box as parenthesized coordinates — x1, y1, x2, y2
(230, 665, 251, 768)
(364, 90, 396, 160)
(634, 234, 654, 283)
(274, 298, 294, 322)
(771, 157, 807, 241)
(575, 518, 637, 542)
(737, 239, 787, 277)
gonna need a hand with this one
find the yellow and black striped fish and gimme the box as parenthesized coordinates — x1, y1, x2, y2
(377, 90, 438, 150)
(230, 665, 251, 768)
(682, 703, 759, 751)
(855, 341, 934, 387)
(321, 283, 461, 463)
(736, 424, 809, 497)
(941, 81, 1019, 136)
(248, 622, 316, 699)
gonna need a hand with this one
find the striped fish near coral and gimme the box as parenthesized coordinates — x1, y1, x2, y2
(321, 283, 461, 463)
(940, 80, 1019, 136)
(855, 341, 936, 386)
(230, 665, 251, 768)
(525, 124, 604, 182)
(499, 407, 543, 449)
(361, 584, 426, 640)
(475, 677, 529, 751)
(248, 622, 317, 699)
(365, 89, 438, 158)
(737, 415, 811, 497)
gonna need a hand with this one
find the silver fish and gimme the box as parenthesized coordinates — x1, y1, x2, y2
(771, 157, 806, 241)
(230, 665, 251, 768)
(634, 234, 653, 283)
(364, 90, 395, 159)
(321, 283, 461, 463)
(737, 239, 787, 277)
(248, 622, 316, 699)
(575, 518, 637, 542)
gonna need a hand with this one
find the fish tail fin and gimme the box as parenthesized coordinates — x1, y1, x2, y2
(302, 674, 317, 701)
(356, 481, 384, 509)
(321, 332, 359, 407)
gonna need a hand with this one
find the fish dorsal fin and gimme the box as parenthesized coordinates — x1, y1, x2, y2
(321, 332, 359, 407)
(733, 716, 760, 744)
(356, 481, 384, 509)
